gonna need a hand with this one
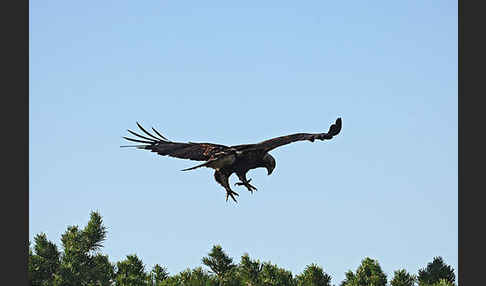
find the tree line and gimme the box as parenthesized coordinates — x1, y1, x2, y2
(29, 211, 456, 286)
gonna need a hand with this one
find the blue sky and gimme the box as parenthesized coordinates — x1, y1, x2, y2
(30, 0, 457, 283)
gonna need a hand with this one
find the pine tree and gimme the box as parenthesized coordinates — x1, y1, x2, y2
(417, 257, 455, 286)
(202, 245, 236, 284)
(390, 269, 416, 286)
(295, 263, 332, 286)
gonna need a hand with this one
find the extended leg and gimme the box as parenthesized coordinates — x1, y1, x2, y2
(235, 172, 258, 194)
(214, 170, 239, 203)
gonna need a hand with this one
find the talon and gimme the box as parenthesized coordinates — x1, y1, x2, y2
(246, 183, 258, 193)
(234, 178, 257, 193)
(225, 190, 239, 203)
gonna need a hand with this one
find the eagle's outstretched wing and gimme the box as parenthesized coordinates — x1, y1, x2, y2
(122, 122, 231, 161)
(234, 117, 342, 152)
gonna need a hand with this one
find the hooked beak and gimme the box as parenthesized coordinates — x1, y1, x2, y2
(267, 168, 273, 176)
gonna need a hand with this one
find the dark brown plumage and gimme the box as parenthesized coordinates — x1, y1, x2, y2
(122, 118, 342, 203)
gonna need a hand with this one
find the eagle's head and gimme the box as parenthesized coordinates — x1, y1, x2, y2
(262, 153, 276, 175)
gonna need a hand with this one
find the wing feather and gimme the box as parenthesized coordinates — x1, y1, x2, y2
(151, 127, 168, 141)
(136, 122, 166, 141)
(122, 123, 230, 161)
(126, 129, 158, 142)
(233, 117, 342, 152)
(122, 136, 154, 144)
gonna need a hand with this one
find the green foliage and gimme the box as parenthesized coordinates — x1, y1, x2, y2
(151, 264, 170, 285)
(295, 263, 332, 286)
(259, 261, 295, 286)
(430, 278, 455, 286)
(202, 245, 236, 280)
(28, 211, 457, 286)
(29, 211, 114, 286)
(417, 257, 455, 286)
(115, 254, 149, 286)
(161, 267, 218, 286)
(29, 233, 61, 286)
(340, 257, 387, 286)
(418, 279, 455, 286)
(238, 253, 263, 285)
(83, 211, 107, 252)
(390, 269, 416, 286)
(340, 270, 357, 286)
(56, 211, 114, 286)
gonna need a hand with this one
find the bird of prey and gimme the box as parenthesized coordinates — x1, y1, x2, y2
(122, 117, 342, 203)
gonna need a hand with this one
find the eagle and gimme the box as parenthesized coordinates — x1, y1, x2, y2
(122, 117, 342, 203)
